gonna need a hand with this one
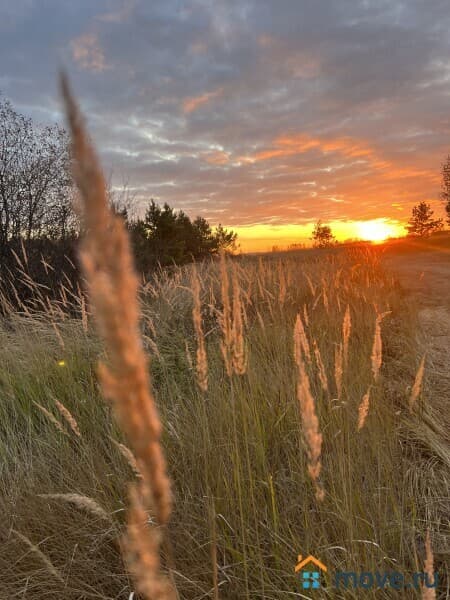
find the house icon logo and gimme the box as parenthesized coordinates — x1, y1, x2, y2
(295, 554, 327, 590)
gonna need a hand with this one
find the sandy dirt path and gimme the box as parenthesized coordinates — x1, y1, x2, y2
(384, 249, 449, 420)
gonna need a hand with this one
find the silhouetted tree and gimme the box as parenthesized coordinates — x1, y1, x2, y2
(129, 200, 237, 273)
(311, 220, 335, 248)
(406, 202, 443, 237)
(0, 96, 76, 255)
(440, 155, 450, 225)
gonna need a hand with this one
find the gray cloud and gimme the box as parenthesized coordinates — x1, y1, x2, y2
(1, 0, 450, 232)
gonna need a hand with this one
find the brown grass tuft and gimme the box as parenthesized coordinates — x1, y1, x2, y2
(342, 304, 351, 367)
(334, 343, 343, 399)
(38, 493, 110, 521)
(231, 268, 246, 375)
(219, 252, 233, 376)
(294, 313, 311, 364)
(357, 389, 371, 430)
(409, 355, 426, 413)
(294, 321, 324, 501)
(191, 264, 208, 391)
(54, 399, 81, 437)
(312, 339, 328, 393)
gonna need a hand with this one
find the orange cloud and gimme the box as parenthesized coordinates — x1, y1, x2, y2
(243, 133, 385, 165)
(71, 32, 108, 72)
(182, 88, 223, 114)
(203, 150, 230, 165)
(240, 132, 439, 184)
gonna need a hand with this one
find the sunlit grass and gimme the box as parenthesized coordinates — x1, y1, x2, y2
(0, 247, 447, 598)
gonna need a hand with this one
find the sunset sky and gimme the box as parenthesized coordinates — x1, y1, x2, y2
(1, 1, 450, 250)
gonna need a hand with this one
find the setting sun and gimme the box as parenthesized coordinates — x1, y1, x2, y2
(356, 219, 404, 243)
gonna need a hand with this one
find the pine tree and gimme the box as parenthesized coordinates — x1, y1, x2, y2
(406, 202, 443, 237)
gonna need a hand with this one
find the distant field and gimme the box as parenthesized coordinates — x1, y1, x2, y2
(0, 242, 448, 598)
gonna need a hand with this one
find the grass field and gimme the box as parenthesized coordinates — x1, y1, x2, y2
(0, 241, 448, 599)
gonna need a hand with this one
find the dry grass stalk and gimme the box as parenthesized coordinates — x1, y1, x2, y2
(33, 401, 68, 436)
(112, 439, 143, 479)
(61, 75, 174, 598)
(54, 399, 81, 437)
(422, 529, 436, 599)
(371, 315, 382, 381)
(191, 265, 208, 391)
(322, 285, 329, 314)
(11, 529, 64, 584)
(294, 323, 324, 501)
(371, 310, 391, 381)
(357, 389, 371, 430)
(294, 313, 311, 364)
(219, 252, 233, 376)
(409, 355, 426, 413)
(231, 268, 246, 375)
(278, 261, 286, 305)
(342, 304, 351, 367)
(303, 303, 309, 327)
(38, 493, 110, 521)
(312, 339, 328, 393)
(184, 340, 193, 370)
(124, 484, 176, 600)
(334, 343, 343, 398)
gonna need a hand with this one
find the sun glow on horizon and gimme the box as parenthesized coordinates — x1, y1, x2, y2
(356, 219, 403, 243)
(230, 219, 406, 252)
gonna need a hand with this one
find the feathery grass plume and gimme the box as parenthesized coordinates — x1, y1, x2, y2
(38, 493, 110, 521)
(33, 401, 68, 436)
(334, 343, 343, 399)
(422, 529, 436, 599)
(312, 339, 328, 393)
(191, 264, 208, 391)
(112, 439, 143, 479)
(61, 75, 174, 597)
(219, 251, 233, 376)
(357, 389, 371, 430)
(303, 303, 309, 327)
(409, 355, 426, 413)
(322, 285, 329, 314)
(61, 73, 171, 524)
(12, 529, 64, 584)
(294, 323, 324, 501)
(231, 267, 246, 375)
(342, 304, 351, 367)
(124, 483, 176, 600)
(294, 313, 311, 364)
(184, 340, 193, 370)
(278, 260, 286, 305)
(371, 309, 391, 381)
(54, 399, 81, 437)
